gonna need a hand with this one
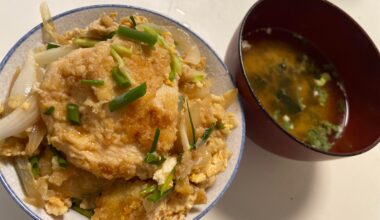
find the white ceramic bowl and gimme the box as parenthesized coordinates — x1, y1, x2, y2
(0, 5, 245, 220)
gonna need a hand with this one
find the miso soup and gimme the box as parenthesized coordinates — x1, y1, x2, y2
(242, 28, 347, 152)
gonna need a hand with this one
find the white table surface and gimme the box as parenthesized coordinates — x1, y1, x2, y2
(0, 0, 379, 219)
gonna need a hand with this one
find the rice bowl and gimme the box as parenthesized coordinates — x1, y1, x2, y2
(0, 4, 245, 220)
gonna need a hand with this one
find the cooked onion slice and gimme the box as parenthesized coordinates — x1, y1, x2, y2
(40, 1, 58, 42)
(222, 88, 238, 108)
(25, 122, 47, 156)
(136, 24, 201, 65)
(179, 112, 191, 152)
(34, 45, 75, 65)
(9, 51, 37, 104)
(14, 157, 44, 207)
(0, 95, 39, 141)
(165, 26, 201, 65)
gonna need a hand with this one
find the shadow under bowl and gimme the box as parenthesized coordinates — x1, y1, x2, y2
(226, 0, 380, 161)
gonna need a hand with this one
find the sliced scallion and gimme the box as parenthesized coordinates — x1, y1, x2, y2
(160, 169, 175, 195)
(193, 74, 205, 82)
(215, 121, 225, 130)
(43, 106, 55, 115)
(80, 79, 104, 87)
(169, 54, 182, 81)
(196, 121, 225, 148)
(143, 176, 174, 202)
(112, 66, 131, 88)
(71, 198, 94, 218)
(140, 25, 158, 37)
(197, 126, 214, 147)
(146, 187, 173, 202)
(144, 128, 165, 165)
(66, 103, 81, 125)
(108, 82, 147, 112)
(117, 25, 157, 47)
(315, 73, 331, 87)
(110, 48, 134, 85)
(50, 145, 68, 168)
(111, 44, 132, 56)
(47, 43, 60, 50)
(149, 128, 160, 152)
(74, 38, 100, 48)
(110, 48, 124, 65)
(139, 25, 169, 48)
(186, 100, 196, 149)
(130, 16, 136, 29)
(105, 31, 116, 39)
(146, 190, 161, 202)
(140, 184, 157, 196)
(29, 156, 40, 178)
(144, 152, 165, 165)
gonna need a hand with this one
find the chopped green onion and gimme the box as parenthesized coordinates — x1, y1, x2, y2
(140, 184, 157, 196)
(186, 100, 196, 149)
(160, 169, 175, 195)
(169, 55, 182, 81)
(143, 173, 175, 202)
(306, 121, 340, 151)
(74, 38, 100, 48)
(108, 82, 147, 112)
(139, 25, 169, 48)
(47, 43, 60, 50)
(80, 79, 104, 86)
(111, 44, 132, 56)
(160, 187, 173, 198)
(71, 198, 94, 218)
(144, 153, 165, 165)
(140, 25, 158, 37)
(193, 74, 205, 82)
(66, 103, 81, 125)
(146, 190, 161, 202)
(215, 121, 225, 130)
(110, 48, 124, 65)
(111, 66, 131, 88)
(110, 48, 134, 85)
(197, 126, 214, 147)
(130, 16, 136, 29)
(29, 156, 40, 178)
(117, 25, 157, 47)
(282, 120, 293, 131)
(314, 86, 329, 107)
(105, 31, 116, 39)
(146, 187, 173, 202)
(43, 106, 55, 115)
(144, 128, 165, 165)
(196, 121, 224, 148)
(315, 73, 331, 86)
(50, 145, 68, 168)
(56, 155, 67, 168)
(149, 128, 160, 153)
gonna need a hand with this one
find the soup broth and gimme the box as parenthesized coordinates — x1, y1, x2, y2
(242, 28, 347, 152)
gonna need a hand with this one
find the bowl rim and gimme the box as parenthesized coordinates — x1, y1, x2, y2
(238, 0, 380, 157)
(0, 4, 246, 220)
